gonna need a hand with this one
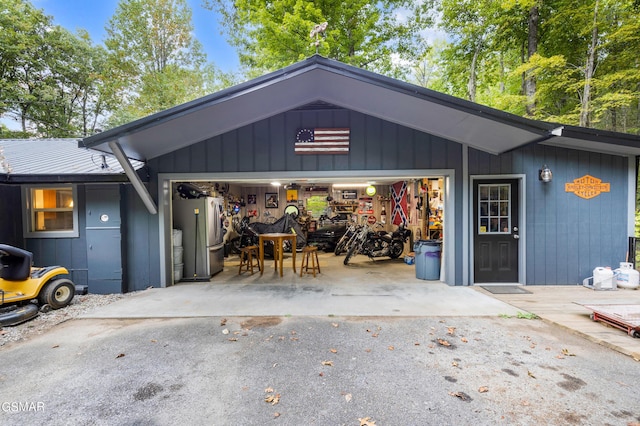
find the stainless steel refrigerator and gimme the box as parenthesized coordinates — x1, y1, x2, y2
(172, 197, 224, 280)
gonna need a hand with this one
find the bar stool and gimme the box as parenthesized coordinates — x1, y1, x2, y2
(238, 245, 260, 275)
(300, 246, 321, 277)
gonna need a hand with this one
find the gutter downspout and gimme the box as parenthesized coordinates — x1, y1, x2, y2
(108, 141, 158, 214)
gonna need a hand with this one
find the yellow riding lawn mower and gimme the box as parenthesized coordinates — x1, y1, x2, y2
(0, 244, 75, 327)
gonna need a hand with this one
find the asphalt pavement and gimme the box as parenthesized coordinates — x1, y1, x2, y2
(1, 252, 640, 425)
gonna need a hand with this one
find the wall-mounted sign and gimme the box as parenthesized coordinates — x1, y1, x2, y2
(365, 186, 376, 196)
(286, 189, 298, 202)
(565, 175, 610, 199)
(342, 190, 358, 199)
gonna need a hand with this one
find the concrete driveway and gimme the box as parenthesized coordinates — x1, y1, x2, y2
(84, 251, 640, 360)
(2, 252, 640, 425)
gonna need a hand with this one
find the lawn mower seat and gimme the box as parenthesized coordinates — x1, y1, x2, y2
(0, 244, 33, 281)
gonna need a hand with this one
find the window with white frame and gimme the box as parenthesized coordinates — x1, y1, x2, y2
(477, 184, 511, 234)
(23, 185, 79, 238)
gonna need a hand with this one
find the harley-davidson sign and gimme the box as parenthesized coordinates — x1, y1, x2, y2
(565, 175, 610, 199)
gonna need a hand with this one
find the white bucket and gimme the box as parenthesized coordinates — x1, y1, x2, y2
(614, 262, 639, 289)
(173, 263, 183, 283)
(172, 229, 183, 247)
(593, 267, 615, 290)
(173, 246, 183, 265)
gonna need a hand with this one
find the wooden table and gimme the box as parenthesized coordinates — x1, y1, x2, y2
(258, 233, 297, 277)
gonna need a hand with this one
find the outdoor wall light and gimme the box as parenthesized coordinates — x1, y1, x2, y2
(539, 165, 553, 182)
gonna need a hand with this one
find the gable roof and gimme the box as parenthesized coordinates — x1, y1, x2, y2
(82, 55, 640, 159)
(0, 139, 145, 183)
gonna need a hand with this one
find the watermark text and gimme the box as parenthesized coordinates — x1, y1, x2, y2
(2, 401, 45, 412)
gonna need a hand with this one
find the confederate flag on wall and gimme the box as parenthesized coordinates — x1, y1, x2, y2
(391, 181, 408, 225)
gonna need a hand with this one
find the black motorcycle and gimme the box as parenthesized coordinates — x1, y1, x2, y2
(343, 223, 412, 265)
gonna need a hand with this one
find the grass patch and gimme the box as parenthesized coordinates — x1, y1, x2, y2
(499, 311, 539, 320)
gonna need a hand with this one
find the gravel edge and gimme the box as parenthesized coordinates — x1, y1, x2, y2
(0, 292, 134, 347)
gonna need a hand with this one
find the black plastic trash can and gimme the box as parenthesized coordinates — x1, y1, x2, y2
(414, 240, 442, 280)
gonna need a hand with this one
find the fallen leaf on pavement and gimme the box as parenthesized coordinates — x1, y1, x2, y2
(330, 348, 338, 353)
(449, 391, 470, 401)
(561, 348, 576, 356)
(388, 346, 395, 351)
(460, 337, 468, 343)
(438, 339, 451, 347)
(332, 322, 339, 328)
(220, 318, 227, 326)
(528, 370, 536, 379)
(478, 386, 489, 393)
(52, 344, 59, 349)
(116, 353, 125, 358)
(447, 327, 456, 335)
(322, 360, 334, 366)
(359, 417, 376, 426)
(264, 388, 280, 405)
(265, 394, 280, 405)
(452, 361, 458, 367)
(345, 393, 352, 402)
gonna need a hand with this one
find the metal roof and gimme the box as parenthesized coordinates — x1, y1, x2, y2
(80, 55, 640, 159)
(0, 138, 145, 177)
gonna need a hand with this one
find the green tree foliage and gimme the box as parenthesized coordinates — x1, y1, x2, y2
(104, 0, 235, 125)
(204, 0, 434, 78)
(0, 0, 112, 137)
(428, 0, 640, 134)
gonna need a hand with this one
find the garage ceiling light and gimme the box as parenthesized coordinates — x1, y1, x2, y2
(332, 183, 373, 188)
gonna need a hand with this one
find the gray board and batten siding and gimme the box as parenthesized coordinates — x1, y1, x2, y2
(0, 185, 22, 246)
(148, 106, 634, 287)
(0, 182, 158, 294)
(147, 108, 465, 286)
(148, 108, 463, 174)
(469, 145, 631, 285)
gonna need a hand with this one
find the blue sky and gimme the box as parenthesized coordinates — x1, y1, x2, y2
(32, 0, 240, 72)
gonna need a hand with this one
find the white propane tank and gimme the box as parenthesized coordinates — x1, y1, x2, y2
(593, 267, 615, 290)
(614, 262, 639, 289)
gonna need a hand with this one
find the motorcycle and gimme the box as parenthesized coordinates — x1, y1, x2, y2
(333, 222, 361, 255)
(227, 216, 260, 254)
(343, 223, 411, 265)
(226, 213, 306, 257)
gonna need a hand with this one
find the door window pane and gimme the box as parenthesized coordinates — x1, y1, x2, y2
(477, 184, 510, 234)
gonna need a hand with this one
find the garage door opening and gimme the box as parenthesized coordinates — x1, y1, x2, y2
(161, 172, 451, 287)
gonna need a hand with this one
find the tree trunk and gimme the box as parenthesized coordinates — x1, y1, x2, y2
(499, 53, 505, 94)
(525, 5, 539, 116)
(581, 0, 599, 127)
(467, 45, 480, 103)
